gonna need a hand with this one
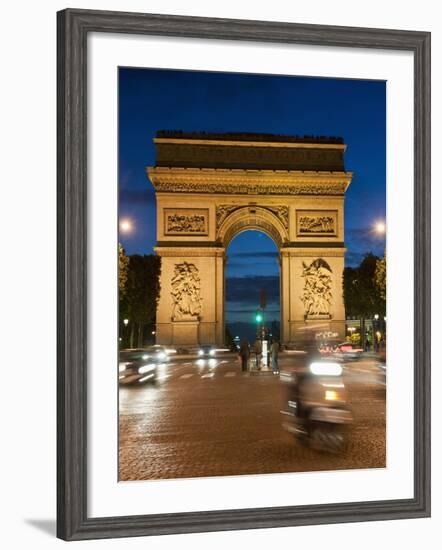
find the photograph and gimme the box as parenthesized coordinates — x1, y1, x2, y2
(117, 67, 387, 481)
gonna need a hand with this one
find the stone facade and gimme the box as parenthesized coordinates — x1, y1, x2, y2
(146, 132, 352, 347)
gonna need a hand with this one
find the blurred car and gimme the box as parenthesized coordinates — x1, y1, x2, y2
(377, 363, 386, 386)
(198, 345, 216, 357)
(119, 347, 168, 385)
(332, 342, 364, 361)
(145, 345, 170, 362)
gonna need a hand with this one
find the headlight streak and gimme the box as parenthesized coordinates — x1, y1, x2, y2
(138, 374, 155, 383)
(138, 364, 156, 374)
(310, 362, 342, 376)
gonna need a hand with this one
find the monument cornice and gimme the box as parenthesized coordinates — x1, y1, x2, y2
(154, 245, 225, 258)
(281, 246, 347, 257)
(154, 137, 347, 151)
(147, 167, 353, 196)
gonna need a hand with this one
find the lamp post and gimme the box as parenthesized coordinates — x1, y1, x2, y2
(373, 314, 379, 351)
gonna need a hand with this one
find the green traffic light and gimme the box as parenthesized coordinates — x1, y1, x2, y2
(255, 313, 263, 323)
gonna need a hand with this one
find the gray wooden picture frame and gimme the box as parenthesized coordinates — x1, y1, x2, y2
(57, 8, 431, 541)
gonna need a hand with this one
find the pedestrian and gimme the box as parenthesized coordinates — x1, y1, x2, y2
(270, 339, 280, 374)
(254, 339, 262, 370)
(239, 338, 250, 372)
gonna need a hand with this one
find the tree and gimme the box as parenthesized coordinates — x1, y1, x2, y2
(375, 251, 386, 302)
(343, 253, 385, 349)
(118, 243, 129, 295)
(121, 254, 161, 348)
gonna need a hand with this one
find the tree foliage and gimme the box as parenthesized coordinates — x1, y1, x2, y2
(375, 251, 386, 302)
(343, 253, 385, 318)
(120, 254, 161, 326)
(118, 243, 129, 295)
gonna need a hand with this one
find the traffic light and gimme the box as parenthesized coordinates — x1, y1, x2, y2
(255, 312, 263, 323)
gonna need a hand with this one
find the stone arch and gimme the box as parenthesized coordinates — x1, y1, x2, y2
(217, 206, 289, 249)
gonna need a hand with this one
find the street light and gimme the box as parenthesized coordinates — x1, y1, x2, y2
(374, 221, 386, 235)
(123, 318, 129, 326)
(119, 218, 133, 234)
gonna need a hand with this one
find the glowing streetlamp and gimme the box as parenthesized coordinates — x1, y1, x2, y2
(374, 221, 386, 235)
(119, 218, 133, 234)
(123, 318, 129, 326)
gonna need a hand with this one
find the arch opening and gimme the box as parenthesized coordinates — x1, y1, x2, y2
(224, 230, 281, 346)
(217, 205, 288, 249)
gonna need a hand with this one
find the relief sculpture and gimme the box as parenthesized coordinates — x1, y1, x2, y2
(165, 209, 208, 235)
(301, 258, 333, 317)
(216, 204, 289, 231)
(167, 214, 206, 233)
(299, 215, 335, 233)
(171, 262, 202, 320)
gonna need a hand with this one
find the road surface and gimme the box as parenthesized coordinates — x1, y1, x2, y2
(119, 353, 386, 481)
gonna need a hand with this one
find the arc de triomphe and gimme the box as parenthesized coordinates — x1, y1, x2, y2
(146, 131, 353, 347)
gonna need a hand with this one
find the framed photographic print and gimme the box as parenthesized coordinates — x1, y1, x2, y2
(57, 8, 431, 541)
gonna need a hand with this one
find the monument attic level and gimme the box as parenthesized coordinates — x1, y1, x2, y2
(146, 131, 353, 347)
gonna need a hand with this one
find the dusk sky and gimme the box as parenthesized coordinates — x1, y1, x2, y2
(119, 67, 386, 332)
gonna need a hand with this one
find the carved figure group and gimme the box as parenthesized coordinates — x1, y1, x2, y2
(171, 262, 202, 319)
(167, 214, 206, 234)
(299, 215, 335, 233)
(301, 258, 333, 317)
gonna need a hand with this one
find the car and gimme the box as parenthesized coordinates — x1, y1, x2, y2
(332, 342, 364, 361)
(144, 345, 170, 362)
(197, 345, 216, 358)
(119, 348, 165, 385)
(377, 363, 386, 386)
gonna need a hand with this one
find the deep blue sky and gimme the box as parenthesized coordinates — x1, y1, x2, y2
(119, 67, 386, 329)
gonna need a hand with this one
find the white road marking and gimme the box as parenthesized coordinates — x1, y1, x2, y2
(201, 373, 215, 378)
(225, 372, 237, 377)
(179, 373, 194, 379)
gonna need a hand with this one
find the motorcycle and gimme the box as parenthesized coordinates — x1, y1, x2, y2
(281, 361, 353, 453)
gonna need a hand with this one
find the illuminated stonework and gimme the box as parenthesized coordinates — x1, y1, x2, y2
(147, 132, 352, 346)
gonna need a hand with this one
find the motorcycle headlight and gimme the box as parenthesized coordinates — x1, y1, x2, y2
(310, 362, 342, 376)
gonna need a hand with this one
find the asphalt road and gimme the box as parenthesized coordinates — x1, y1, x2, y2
(119, 353, 386, 481)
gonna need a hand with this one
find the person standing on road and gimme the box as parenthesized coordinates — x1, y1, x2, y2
(254, 339, 262, 370)
(239, 338, 250, 372)
(270, 339, 280, 374)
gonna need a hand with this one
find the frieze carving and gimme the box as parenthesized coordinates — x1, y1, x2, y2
(155, 180, 347, 196)
(301, 258, 333, 318)
(297, 210, 338, 236)
(216, 204, 289, 231)
(299, 215, 334, 233)
(164, 208, 208, 235)
(171, 262, 202, 320)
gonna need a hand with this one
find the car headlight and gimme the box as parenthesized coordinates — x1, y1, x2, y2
(138, 364, 156, 374)
(198, 349, 204, 356)
(209, 349, 215, 356)
(310, 362, 342, 376)
(119, 363, 127, 373)
(157, 352, 167, 361)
